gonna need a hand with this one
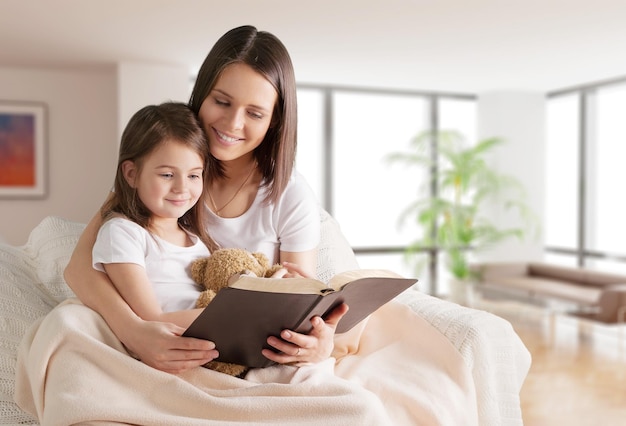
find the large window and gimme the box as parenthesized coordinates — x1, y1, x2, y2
(546, 79, 626, 273)
(296, 86, 476, 294)
(544, 94, 580, 267)
(294, 88, 326, 203)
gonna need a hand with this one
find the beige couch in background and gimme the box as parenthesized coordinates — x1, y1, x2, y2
(473, 262, 626, 323)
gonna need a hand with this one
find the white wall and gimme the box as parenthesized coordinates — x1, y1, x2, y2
(0, 63, 190, 245)
(0, 66, 118, 245)
(117, 62, 191, 139)
(476, 91, 546, 262)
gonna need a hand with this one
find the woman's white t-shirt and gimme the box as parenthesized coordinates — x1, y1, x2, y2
(206, 171, 320, 264)
(92, 217, 209, 312)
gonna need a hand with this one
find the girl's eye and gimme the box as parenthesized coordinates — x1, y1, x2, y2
(160, 173, 174, 179)
(189, 174, 201, 180)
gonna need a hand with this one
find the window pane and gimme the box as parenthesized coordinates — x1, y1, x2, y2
(439, 98, 477, 143)
(544, 252, 578, 267)
(545, 94, 579, 248)
(296, 88, 325, 206)
(586, 257, 626, 275)
(588, 84, 626, 256)
(332, 92, 429, 248)
(355, 252, 420, 281)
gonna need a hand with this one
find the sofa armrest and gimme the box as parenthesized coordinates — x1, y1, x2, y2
(0, 244, 47, 425)
(395, 290, 530, 426)
(596, 284, 626, 323)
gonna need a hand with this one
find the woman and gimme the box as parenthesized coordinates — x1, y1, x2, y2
(64, 25, 348, 374)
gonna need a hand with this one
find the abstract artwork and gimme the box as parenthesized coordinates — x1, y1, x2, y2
(0, 102, 46, 198)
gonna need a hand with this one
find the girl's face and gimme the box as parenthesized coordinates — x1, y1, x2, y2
(123, 140, 204, 221)
(198, 63, 278, 163)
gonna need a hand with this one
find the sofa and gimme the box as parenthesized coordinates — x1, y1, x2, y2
(1, 211, 531, 425)
(473, 261, 626, 323)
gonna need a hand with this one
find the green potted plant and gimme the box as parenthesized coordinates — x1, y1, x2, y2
(386, 130, 537, 299)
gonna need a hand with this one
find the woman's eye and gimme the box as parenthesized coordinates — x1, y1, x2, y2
(189, 174, 201, 180)
(214, 98, 229, 106)
(248, 111, 264, 120)
(160, 173, 174, 179)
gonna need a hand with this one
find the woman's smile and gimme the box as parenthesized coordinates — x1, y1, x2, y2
(214, 128, 242, 146)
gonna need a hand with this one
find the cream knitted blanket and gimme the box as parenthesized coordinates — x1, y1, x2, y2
(15, 299, 477, 426)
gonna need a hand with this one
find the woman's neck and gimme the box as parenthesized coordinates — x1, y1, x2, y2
(209, 155, 260, 218)
(220, 154, 257, 181)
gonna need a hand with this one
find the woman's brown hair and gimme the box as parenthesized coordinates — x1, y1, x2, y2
(189, 25, 297, 204)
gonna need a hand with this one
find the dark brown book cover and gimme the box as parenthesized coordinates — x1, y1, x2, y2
(183, 269, 417, 368)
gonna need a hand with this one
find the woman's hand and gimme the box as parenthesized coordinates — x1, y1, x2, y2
(261, 302, 349, 365)
(261, 259, 349, 364)
(120, 319, 219, 374)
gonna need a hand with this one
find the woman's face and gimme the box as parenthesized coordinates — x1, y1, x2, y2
(198, 63, 278, 163)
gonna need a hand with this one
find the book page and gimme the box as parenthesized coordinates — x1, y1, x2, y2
(328, 269, 405, 290)
(229, 269, 407, 295)
(228, 274, 328, 294)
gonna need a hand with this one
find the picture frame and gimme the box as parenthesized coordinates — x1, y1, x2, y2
(0, 101, 47, 198)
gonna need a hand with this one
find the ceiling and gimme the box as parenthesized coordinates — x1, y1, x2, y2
(2, 0, 626, 94)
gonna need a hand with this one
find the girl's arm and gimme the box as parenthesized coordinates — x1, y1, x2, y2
(101, 262, 202, 329)
(279, 248, 317, 279)
(64, 206, 217, 373)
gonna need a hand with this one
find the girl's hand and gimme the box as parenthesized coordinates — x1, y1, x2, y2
(280, 261, 308, 278)
(121, 319, 219, 374)
(261, 302, 349, 365)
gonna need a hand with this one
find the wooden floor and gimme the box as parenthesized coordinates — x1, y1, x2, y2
(474, 298, 626, 426)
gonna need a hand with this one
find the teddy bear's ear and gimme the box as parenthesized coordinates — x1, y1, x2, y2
(190, 258, 210, 285)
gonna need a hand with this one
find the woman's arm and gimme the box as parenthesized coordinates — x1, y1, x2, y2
(64, 206, 217, 373)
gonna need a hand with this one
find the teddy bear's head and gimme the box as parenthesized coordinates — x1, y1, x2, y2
(190, 248, 280, 301)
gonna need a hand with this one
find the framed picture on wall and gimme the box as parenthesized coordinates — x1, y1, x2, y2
(0, 101, 47, 198)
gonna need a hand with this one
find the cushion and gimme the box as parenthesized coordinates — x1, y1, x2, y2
(23, 216, 85, 303)
(0, 216, 84, 424)
(498, 276, 602, 306)
(316, 208, 359, 282)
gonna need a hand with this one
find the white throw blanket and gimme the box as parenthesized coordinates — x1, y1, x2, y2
(15, 299, 478, 426)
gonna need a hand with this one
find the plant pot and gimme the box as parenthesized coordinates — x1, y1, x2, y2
(448, 278, 475, 306)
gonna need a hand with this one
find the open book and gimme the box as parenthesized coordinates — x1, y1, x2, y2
(183, 269, 417, 368)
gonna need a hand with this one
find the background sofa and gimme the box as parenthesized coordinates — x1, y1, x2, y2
(473, 261, 626, 323)
(1, 210, 531, 425)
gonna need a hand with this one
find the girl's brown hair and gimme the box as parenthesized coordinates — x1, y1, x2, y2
(189, 25, 297, 204)
(102, 102, 217, 251)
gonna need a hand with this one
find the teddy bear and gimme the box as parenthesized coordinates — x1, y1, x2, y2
(189, 248, 284, 377)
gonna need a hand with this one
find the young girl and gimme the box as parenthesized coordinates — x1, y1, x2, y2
(92, 102, 217, 329)
(65, 25, 348, 373)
